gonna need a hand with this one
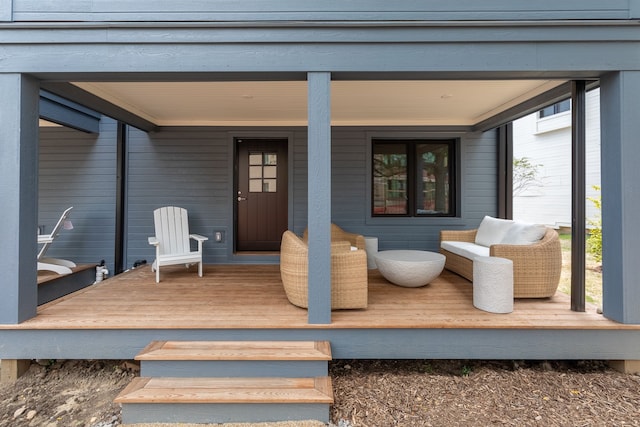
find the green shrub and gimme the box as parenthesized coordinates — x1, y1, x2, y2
(587, 186, 602, 263)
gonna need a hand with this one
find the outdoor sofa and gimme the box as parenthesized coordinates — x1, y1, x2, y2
(439, 216, 562, 298)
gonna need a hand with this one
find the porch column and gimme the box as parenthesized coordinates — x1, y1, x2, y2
(306, 72, 332, 324)
(600, 71, 640, 324)
(571, 81, 586, 312)
(0, 74, 39, 323)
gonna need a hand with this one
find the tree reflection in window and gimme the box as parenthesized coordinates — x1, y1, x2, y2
(373, 140, 454, 216)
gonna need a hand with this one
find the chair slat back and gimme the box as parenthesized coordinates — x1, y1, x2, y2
(154, 206, 191, 255)
(49, 206, 74, 239)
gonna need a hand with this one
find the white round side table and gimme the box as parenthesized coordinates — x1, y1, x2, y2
(473, 256, 514, 313)
(364, 236, 378, 269)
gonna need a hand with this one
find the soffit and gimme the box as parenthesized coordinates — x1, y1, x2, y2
(68, 80, 566, 127)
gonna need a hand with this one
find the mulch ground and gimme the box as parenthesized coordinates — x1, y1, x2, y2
(1, 359, 639, 426)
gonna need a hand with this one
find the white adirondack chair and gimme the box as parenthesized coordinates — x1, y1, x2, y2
(37, 206, 77, 275)
(148, 206, 208, 283)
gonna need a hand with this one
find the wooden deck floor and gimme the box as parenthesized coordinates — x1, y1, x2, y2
(4, 264, 635, 331)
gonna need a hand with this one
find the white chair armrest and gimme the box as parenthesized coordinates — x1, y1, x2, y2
(38, 235, 54, 244)
(148, 236, 160, 246)
(190, 234, 209, 242)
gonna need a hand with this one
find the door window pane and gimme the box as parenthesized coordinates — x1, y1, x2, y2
(249, 154, 263, 165)
(263, 179, 277, 192)
(263, 166, 277, 179)
(249, 166, 263, 179)
(249, 180, 263, 192)
(248, 152, 278, 192)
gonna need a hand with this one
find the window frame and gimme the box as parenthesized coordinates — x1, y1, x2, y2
(371, 138, 456, 218)
(539, 98, 571, 119)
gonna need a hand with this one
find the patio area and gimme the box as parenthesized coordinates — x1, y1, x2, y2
(5, 264, 624, 331)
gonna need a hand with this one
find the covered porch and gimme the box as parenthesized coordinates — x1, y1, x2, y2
(3, 264, 637, 363)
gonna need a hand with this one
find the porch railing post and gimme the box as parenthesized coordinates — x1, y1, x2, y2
(306, 72, 332, 324)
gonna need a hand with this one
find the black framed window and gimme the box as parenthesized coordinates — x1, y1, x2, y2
(372, 139, 455, 217)
(539, 99, 570, 118)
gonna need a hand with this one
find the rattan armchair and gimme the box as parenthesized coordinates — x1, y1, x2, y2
(302, 223, 366, 250)
(439, 227, 562, 298)
(280, 230, 368, 309)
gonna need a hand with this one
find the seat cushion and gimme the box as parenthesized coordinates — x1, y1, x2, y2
(441, 241, 490, 259)
(475, 216, 514, 247)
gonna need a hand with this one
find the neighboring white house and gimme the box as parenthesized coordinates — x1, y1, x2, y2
(512, 88, 601, 229)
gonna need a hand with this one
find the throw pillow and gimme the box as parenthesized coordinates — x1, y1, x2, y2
(475, 216, 514, 247)
(501, 222, 547, 245)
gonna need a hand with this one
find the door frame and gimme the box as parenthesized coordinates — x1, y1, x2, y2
(229, 132, 294, 259)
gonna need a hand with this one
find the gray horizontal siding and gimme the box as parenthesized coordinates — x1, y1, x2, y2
(125, 126, 497, 266)
(126, 128, 229, 269)
(331, 128, 496, 253)
(9, 1, 634, 22)
(40, 123, 498, 270)
(38, 118, 118, 273)
(3, 41, 638, 78)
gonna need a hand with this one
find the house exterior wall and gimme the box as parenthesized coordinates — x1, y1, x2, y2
(121, 126, 496, 269)
(38, 119, 118, 273)
(2, 1, 640, 328)
(512, 89, 601, 228)
(5, 1, 635, 22)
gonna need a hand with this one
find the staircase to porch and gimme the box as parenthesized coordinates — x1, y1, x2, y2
(115, 340, 334, 424)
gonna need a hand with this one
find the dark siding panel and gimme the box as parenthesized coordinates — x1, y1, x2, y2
(13, 1, 632, 22)
(38, 118, 118, 273)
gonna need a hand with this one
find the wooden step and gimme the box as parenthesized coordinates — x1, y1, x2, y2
(115, 376, 334, 404)
(119, 340, 334, 423)
(136, 340, 332, 361)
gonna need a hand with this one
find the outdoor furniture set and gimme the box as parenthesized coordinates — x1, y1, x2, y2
(280, 218, 562, 313)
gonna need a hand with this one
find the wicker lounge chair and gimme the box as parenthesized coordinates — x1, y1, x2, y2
(302, 223, 366, 250)
(280, 230, 368, 309)
(440, 226, 562, 298)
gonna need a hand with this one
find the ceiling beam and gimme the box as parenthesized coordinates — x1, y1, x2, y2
(40, 82, 158, 132)
(40, 91, 101, 133)
(473, 80, 599, 132)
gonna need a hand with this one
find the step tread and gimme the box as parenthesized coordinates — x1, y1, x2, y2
(136, 340, 332, 361)
(115, 376, 334, 404)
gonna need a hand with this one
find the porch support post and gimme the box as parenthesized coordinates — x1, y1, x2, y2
(497, 123, 513, 219)
(306, 72, 332, 324)
(114, 122, 127, 274)
(0, 74, 39, 323)
(600, 71, 640, 324)
(571, 80, 586, 312)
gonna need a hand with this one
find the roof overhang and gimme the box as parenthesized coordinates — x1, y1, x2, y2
(41, 78, 585, 131)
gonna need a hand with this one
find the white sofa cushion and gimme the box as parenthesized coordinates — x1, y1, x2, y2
(441, 241, 490, 259)
(475, 216, 514, 247)
(501, 222, 547, 245)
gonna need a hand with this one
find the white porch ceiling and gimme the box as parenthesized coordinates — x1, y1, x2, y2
(62, 80, 565, 127)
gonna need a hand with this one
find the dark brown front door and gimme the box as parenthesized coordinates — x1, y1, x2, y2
(235, 138, 288, 251)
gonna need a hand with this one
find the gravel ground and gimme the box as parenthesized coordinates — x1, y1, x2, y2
(1, 359, 639, 426)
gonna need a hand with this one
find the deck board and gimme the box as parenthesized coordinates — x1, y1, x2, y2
(2, 264, 635, 331)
